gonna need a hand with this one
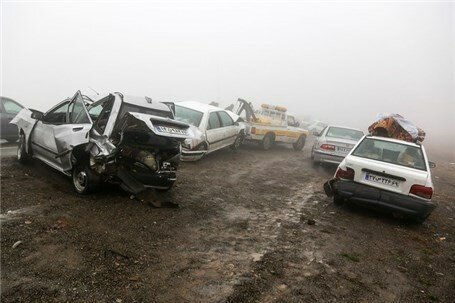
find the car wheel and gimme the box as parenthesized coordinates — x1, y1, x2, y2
(17, 133, 30, 164)
(333, 194, 344, 206)
(293, 135, 306, 151)
(72, 165, 100, 195)
(231, 133, 244, 150)
(413, 214, 430, 224)
(262, 134, 274, 151)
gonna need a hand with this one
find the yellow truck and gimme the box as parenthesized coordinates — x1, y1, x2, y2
(233, 99, 309, 150)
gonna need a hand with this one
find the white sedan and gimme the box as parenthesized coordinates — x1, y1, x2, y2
(324, 135, 436, 223)
(174, 101, 246, 161)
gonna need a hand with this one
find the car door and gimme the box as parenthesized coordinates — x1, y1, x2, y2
(217, 111, 238, 148)
(206, 111, 225, 151)
(31, 91, 92, 171)
(0, 97, 24, 141)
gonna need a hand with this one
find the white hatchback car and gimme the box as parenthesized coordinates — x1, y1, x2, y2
(324, 135, 436, 222)
(174, 101, 246, 161)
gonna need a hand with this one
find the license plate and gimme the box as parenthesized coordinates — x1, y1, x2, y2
(364, 173, 399, 188)
(337, 147, 350, 153)
(155, 125, 187, 135)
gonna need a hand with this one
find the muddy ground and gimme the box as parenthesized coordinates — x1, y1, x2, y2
(1, 140, 454, 303)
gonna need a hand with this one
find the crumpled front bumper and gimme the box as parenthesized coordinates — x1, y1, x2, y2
(180, 149, 206, 161)
(324, 179, 436, 219)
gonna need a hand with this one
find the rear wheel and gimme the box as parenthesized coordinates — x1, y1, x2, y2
(333, 194, 344, 206)
(17, 133, 30, 164)
(262, 134, 274, 150)
(72, 165, 100, 195)
(293, 135, 306, 151)
(231, 133, 244, 150)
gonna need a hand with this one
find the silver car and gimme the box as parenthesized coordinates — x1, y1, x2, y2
(11, 91, 191, 194)
(311, 125, 364, 165)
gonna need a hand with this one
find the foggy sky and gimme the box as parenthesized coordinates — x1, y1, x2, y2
(1, 0, 454, 152)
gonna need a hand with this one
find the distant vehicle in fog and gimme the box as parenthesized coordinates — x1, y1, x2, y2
(308, 120, 327, 135)
(0, 97, 24, 142)
(311, 125, 364, 164)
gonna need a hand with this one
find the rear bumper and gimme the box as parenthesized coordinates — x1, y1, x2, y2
(313, 150, 345, 164)
(324, 179, 436, 218)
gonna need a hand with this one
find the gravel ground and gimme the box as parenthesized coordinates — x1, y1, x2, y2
(1, 140, 454, 302)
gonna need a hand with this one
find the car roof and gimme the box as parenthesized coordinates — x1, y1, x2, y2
(326, 125, 364, 132)
(365, 135, 422, 148)
(176, 101, 223, 113)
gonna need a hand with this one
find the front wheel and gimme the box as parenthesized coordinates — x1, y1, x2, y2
(17, 133, 30, 164)
(262, 134, 274, 151)
(230, 133, 244, 150)
(72, 165, 100, 195)
(293, 135, 306, 151)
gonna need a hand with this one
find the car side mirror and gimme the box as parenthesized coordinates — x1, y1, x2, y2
(31, 111, 44, 120)
(429, 161, 436, 168)
(313, 131, 320, 136)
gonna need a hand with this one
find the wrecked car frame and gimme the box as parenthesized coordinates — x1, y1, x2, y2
(12, 91, 192, 194)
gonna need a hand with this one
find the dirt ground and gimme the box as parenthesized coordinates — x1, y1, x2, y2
(1, 139, 454, 303)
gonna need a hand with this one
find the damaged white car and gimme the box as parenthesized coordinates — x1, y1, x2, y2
(174, 101, 246, 161)
(11, 91, 191, 194)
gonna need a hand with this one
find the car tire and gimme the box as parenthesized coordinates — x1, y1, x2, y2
(17, 133, 30, 164)
(231, 133, 244, 150)
(413, 214, 430, 224)
(293, 135, 306, 151)
(262, 133, 274, 151)
(333, 194, 344, 206)
(72, 165, 100, 195)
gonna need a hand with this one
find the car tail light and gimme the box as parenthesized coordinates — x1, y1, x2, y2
(410, 184, 433, 199)
(251, 127, 256, 134)
(335, 167, 355, 180)
(320, 144, 336, 151)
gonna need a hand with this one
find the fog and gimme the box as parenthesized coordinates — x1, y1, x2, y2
(2, 0, 454, 156)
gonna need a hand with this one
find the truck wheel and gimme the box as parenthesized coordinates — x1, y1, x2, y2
(72, 165, 100, 195)
(231, 133, 244, 150)
(262, 134, 274, 150)
(17, 133, 30, 164)
(293, 135, 306, 151)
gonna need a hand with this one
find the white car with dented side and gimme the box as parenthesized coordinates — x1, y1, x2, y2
(174, 101, 246, 161)
(12, 91, 192, 194)
(324, 135, 436, 223)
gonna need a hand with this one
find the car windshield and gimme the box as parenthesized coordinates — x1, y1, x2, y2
(174, 105, 203, 127)
(326, 127, 363, 140)
(352, 138, 426, 170)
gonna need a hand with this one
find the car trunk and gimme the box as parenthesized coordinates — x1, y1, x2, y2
(344, 155, 429, 196)
(322, 138, 358, 157)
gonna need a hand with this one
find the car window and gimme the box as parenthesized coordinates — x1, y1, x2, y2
(208, 112, 222, 130)
(174, 105, 204, 127)
(352, 138, 426, 170)
(71, 94, 91, 124)
(2, 99, 23, 114)
(94, 98, 114, 133)
(326, 127, 364, 140)
(217, 111, 234, 127)
(287, 116, 295, 126)
(43, 101, 71, 124)
(88, 102, 105, 121)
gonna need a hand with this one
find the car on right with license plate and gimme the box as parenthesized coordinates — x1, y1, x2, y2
(324, 135, 436, 223)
